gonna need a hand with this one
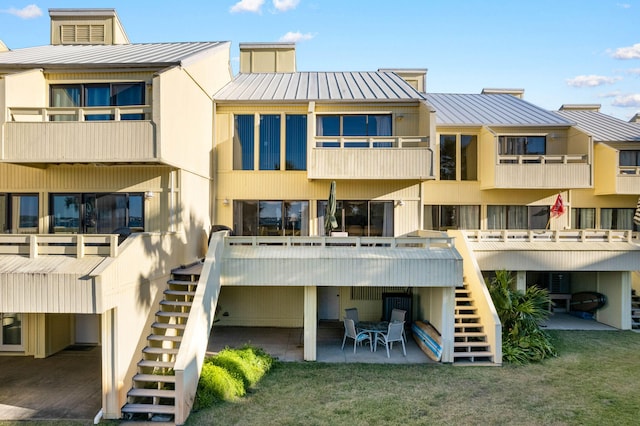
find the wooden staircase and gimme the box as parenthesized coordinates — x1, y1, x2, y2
(121, 264, 202, 422)
(454, 282, 494, 364)
(632, 290, 640, 331)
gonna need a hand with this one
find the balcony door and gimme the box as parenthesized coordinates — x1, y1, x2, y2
(0, 194, 38, 234)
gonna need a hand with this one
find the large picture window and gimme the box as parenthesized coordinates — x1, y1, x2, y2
(619, 150, 640, 173)
(498, 136, 546, 156)
(571, 208, 595, 229)
(50, 193, 143, 234)
(487, 205, 550, 230)
(317, 200, 394, 236)
(601, 208, 638, 231)
(233, 200, 309, 236)
(424, 205, 480, 230)
(285, 115, 307, 170)
(439, 134, 477, 181)
(0, 194, 38, 234)
(50, 82, 145, 121)
(316, 114, 392, 148)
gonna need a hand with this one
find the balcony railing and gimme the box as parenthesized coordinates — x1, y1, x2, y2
(0, 234, 119, 258)
(464, 229, 637, 243)
(309, 136, 433, 180)
(8, 106, 152, 122)
(225, 235, 454, 249)
(2, 106, 156, 163)
(491, 154, 591, 189)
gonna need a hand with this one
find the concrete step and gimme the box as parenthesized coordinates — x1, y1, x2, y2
(454, 341, 490, 348)
(167, 279, 198, 286)
(453, 350, 494, 358)
(156, 311, 190, 319)
(455, 314, 480, 321)
(163, 289, 196, 297)
(160, 300, 192, 307)
(455, 331, 487, 339)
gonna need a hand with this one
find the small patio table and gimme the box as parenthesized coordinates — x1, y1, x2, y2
(356, 321, 389, 351)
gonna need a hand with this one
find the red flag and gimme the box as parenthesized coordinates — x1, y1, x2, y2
(550, 194, 565, 217)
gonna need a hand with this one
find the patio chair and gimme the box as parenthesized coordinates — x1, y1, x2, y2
(390, 308, 407, 342)
(375, 321, 406, 358)
(344, 308, 359, 325)
(341, 318, 372, 354)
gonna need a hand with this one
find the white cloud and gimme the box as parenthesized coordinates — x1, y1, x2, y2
(230, 0, 265, 13)
(612, 43, 640, 59)
(627, 68, 640, 75)
(279, 31, 314, 43)
(617, 3, 631, 8)
(611, 94, 640, 107)
(1, 4, 42, 19)
(273, 0, 300, 12)
(566, 75, 622, 87)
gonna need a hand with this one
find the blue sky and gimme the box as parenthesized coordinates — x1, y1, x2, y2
(1, 0, 639, 120)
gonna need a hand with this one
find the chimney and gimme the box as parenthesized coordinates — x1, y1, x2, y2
(559, 104, 601, 112)
(482, 88, 525, 99)
(378, 68, 428, 93)
(49, 8, 130, 46)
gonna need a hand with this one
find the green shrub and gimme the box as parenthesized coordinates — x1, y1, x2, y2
(193, 364, 244, 410)
(194, 344, 276, 410)
(488, 270, 557, 364)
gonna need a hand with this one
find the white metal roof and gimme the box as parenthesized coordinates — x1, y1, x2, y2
(426, 93, 573, 127)
(214, 72, 427, 102)
(556, 109, 640, 142)
(0, 42, 229, 69)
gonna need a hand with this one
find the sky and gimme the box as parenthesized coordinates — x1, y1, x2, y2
(0, 0, 639, 120)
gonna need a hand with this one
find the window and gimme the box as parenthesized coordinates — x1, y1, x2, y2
(233, 115, 255, 170)
(620, 150, 640, 173)
(317, 200, 394, 236)
(285, 115, 307, 170)
(234, 114, 308, 171)
(498, 136, 546, 156)
(487, 205, 550, 230)
(601, 208, 638, 231)
(316, 114, 392, 147)
(260, 115, 281, 170)
(571, 208, 595, 229)
(50, 193, 144, 234)
(233, 200, 309, 236)
(0, 194, 38, 233)
(50, 83, 145, 121)
(439, 134, 477, 181)
(424, 205, 480, 230)
(0, 313, 23, 350)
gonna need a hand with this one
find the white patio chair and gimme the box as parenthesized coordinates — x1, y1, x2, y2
(341, 318, 372, 354)
(375, 321, 406, 358)
(390, 308, 407, 342)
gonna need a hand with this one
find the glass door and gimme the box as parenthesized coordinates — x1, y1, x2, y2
(0, 313, 23, 351)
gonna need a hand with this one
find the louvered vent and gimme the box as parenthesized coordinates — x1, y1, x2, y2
(351, 286, 407, 300)
(60, 24, 106, 44)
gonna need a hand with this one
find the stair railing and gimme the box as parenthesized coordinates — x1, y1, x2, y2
(173, 230, 227, 425)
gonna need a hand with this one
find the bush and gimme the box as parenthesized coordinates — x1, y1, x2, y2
(194, 364, 244, 409)
(488, 270, 557, 364)
(194, 344, 275, 410)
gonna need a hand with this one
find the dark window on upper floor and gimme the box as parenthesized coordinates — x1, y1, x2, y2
(498, 136, 546, 156)
(50, 82, 145, 121)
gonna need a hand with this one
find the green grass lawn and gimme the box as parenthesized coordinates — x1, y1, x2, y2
(187, 330, 640, 426)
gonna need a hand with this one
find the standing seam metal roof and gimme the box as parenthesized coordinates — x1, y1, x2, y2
(213, 72, 427, 101)
(555, 109, 640, 142)
(0, 42, 229, 68)
(426, 93, 574, 126)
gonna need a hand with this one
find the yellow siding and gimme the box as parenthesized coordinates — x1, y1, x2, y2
(216, 286, 304, 327)
(594, 143, 618, 195)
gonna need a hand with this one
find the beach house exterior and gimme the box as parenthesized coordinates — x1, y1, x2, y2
(1, 7, 639, 425)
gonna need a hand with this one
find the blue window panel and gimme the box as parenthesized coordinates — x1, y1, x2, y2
(235, 115, 255, 170)
(317, 116, 339, 136)
(285, 115, 307, 170)
(260, 115, 281, 170)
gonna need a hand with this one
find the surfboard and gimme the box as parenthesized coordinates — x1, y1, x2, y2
(570, 291, 606, 312)
(411, 320, 442, 362)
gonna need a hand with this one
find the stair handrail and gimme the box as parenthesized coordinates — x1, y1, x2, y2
(173, 230, 227, 425)
(448, 230, 502, 365)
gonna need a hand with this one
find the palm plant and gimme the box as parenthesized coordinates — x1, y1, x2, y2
(488, 270, 557, 364)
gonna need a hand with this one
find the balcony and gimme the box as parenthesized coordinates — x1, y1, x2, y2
(594, 143, 640, 195)
(2, 106, 156, 164)
(488, 154, 591, 189)
(308, 136, 433, 180)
